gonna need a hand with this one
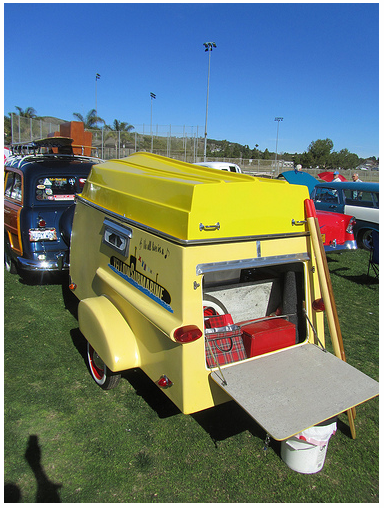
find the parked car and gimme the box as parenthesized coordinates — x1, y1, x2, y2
(4, 137, 102, 275)
(278, 171, 357, 252)
(311, 181, 379, 250)
(193, 161, 242, 173)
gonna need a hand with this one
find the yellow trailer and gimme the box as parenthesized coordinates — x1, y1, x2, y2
(69, 153, 378, 441)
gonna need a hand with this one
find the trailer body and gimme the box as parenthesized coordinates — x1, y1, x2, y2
(70, 153, 378, 440)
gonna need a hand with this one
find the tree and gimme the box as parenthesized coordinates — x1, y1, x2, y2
(15, 106, 37, 118)
(106, 119, 134, 133)
(307, 138, 334, 168)
(262, 148, 271, 160)
(104, 119, 135, 157)
(4, 115, 11, 145)
(73, 109, 105, 129)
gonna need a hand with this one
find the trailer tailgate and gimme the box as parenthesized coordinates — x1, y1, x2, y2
(210, 343, 378, 441)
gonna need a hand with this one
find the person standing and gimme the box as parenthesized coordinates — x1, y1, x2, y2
(352, 173, 362, 199)
(352, 173, 362, 183)
(332, 170, 341, 182)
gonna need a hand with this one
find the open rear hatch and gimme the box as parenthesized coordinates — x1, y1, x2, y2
(210, 343, 379, 441)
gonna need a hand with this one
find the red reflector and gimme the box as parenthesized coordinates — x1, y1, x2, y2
(157, 375, 172, 388)
(312, 298, 325, 312)
(69, 283, 77, 290)
(174, 325, 202, 343)
(38, 219, 46, 227)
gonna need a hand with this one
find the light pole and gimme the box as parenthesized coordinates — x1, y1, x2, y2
(150, 92, 156, 152)
(203, 42, 216, 161)
(274, 117, 283, 173)
(95, 73, 100, 127)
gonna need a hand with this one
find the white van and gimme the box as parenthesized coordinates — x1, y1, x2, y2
(193, 161, 242, 173)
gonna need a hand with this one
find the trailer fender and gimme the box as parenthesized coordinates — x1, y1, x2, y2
(78, 295, 140, 372)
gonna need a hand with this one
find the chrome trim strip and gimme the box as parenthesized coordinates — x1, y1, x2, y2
(77, 195, 310, 247)
(196, 253, 310, 275)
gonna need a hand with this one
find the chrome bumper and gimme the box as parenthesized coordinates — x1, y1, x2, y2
(17, 254, 69, 272)
(324, 240, 357, 253)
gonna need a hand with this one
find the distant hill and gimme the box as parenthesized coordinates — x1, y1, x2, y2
(40, 116, 67, 124)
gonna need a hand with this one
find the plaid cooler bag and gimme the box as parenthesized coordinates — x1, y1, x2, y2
(205, 324, 247, 368)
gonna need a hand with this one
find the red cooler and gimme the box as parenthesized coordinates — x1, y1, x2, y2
(240, 318, 296, 357)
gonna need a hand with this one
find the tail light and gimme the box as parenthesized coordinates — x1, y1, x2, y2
(174, 325, 202, 343)
(157, 375, 173, 388)
(346, 217, 356, 234)
(38, 219, 46, 227)
(312, 298, 325, 312)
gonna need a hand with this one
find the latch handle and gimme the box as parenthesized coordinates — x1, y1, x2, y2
(291, 219, 307, 226)
(199, 222, 220, 232)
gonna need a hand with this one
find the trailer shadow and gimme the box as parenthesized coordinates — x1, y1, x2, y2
(192, 401, 280, 454)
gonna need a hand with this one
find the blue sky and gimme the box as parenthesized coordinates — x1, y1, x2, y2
(3, 2, 379, 158)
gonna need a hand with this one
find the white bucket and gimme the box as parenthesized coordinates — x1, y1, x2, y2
(281, 422, 337, 474)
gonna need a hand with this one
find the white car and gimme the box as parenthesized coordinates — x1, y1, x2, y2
(193, 161, 242, 173)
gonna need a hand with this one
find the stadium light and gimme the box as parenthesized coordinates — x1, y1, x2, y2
(203, 42, 216, 161)
(274, 117, 283, 173)
(150, 93, 156, 152)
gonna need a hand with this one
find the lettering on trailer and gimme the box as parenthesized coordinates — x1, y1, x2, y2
(108, 255, 173, 313)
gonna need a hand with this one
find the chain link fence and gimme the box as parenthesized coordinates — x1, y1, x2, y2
(7, 115, 378, 182)
(8, 115, 289, 172)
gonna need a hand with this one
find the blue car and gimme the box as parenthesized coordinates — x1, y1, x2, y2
(4, 138, 102, 275)
(280, 171, 379, 250)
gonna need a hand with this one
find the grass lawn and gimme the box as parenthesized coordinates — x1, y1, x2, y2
(4, 249, 379, 503)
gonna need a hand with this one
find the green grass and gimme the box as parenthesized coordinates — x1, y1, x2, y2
(4, 249, 379, 503)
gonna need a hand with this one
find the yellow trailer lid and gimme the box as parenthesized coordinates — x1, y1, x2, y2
(81, 152, 309, 241)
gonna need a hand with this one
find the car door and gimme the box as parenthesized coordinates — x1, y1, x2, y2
(4, 170, 24, 255)
(312, 186, 344, 214)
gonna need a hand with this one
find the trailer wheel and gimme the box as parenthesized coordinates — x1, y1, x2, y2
(203, 295, 229, 315)
(87, 342, 121, 390)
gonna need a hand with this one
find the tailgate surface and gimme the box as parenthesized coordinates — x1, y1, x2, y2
(211, 343, 379, 440)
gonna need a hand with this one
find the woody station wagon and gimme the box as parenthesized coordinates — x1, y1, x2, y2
(68, 152, 378, 443)
(4, 137, 101, 275)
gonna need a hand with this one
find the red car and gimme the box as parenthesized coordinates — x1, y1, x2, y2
(279, 170, 357, 252)
(317, 210, 356, 252)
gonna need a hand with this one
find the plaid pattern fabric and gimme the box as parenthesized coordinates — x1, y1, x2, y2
(205, 327, 247, 368)
(205, 313, 234, 329)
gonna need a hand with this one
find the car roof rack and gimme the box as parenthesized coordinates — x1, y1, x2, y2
(11, 136, 75, 155)
(7, 137, 102, 168)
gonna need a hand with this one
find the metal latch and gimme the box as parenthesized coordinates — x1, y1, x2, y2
(291, 219, 307, 226)
(199, 222, 220, 232)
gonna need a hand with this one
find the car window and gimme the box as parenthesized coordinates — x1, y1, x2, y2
(344, 189, 378, 208)
(314, 187, 339, 204)
(35, 176, 83, 201)
(4, 172, 22, 202)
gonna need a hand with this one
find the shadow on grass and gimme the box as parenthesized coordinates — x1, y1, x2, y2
(122, 369, 181, 419)
(18, 270, 69, 287)
(192, 401, 281, 455)
(62, 281, 79, 319)
(68, 331, 279, 455)
(328, 267, 379, 286)
(5, 435, 62, 503)
(70, 328, 88, 367)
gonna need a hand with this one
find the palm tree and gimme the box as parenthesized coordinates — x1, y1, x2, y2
(104, 119, 135, 157)
(15, 106, 37, 118)
(106, 119, 134, 133)
(72, 109, 105, 129)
